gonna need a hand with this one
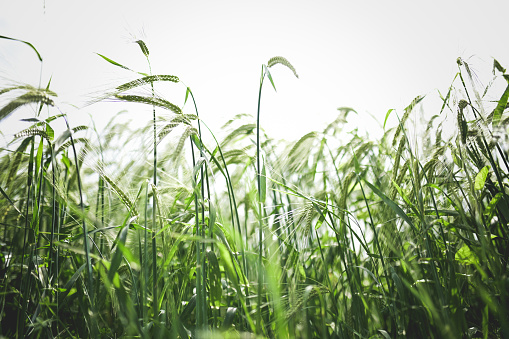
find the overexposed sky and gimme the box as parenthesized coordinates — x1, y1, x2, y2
(1, 1, 508, 141)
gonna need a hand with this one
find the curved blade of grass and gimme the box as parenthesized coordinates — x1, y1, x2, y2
(180, 294, 197, 322)
(383, 108, 394, 130)
(264, 65, 276, 92)
(492, 81, 509, 126)
(363, 179, 416, 232)
(60, 263, 87, 302)
(352, 265, 383, 289)
(484, 192, 504, 224)
(0, 35, 42, 61)
(107, 224, 130, 283)
(474, 166, 490, 190)
(96, 53, 133, 72)
(494, 59, 506, 74)
(217, 242, 255, 332)
(221, 307, 237, 330)
(391, 178, 420, 217)
(260, 156, 267, 203)
(0, 185, 23, 217)
(206, 250, 222, 308)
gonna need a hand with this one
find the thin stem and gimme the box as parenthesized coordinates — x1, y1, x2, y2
(188, 89, 209, 327)
(256, 66, 265, 334)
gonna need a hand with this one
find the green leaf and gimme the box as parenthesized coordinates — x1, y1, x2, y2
(192, 157, 207, 191)
(54, 129, 72, 153)
(493, 59, 506, 74)
(107, 224, 129, 283)
(474, 166, 490, 190)
(483, 192, 504, 223)
(221, 307, 237, 330)
(39, 76, 53, 115)
(191, 134, 202, 150)
(353, 265, 382, 287)
(180, 294, 197, 322)
(363, 179, 416, 231)
(455, 243, 479, 266)
(391, 178, 420, 217)
(96, 53, 132, 71)
(208, 200, 216, 231)
(206, 251, 222, 307)
(260, 156, 267, 203)
(378, 330, 392, 339)
(35, 137, 44, 174)
(383, 108, 394, 130)
(114, 241, 140, 270)
(298, 265, 306, 279)
(217, 243, 239, 291)
(264, 65, 277, 92)
(492, 83, 509, 126)
(45, 123, 54, 141)
(353, 151, 361, 175)
(61, 152, 71, 169)
(0, 185, 23, 217)
(60, 263, 87, 302)
(314, 205, 327, 230)
(184, 87, 191, 105)
(0, 35, 42, 61)
(390, 266, 405, 300)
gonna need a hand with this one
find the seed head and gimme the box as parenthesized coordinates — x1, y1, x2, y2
(459, 99, 468, 110)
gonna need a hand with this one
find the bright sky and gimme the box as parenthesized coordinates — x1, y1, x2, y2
(1, 1, 508, 142)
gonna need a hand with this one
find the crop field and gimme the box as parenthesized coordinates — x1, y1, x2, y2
(1, 37, 509, 338)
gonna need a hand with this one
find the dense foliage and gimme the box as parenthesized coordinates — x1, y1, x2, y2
(1, 38, 509, 338)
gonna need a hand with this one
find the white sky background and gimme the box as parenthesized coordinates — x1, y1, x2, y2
(1, 0, 508, 143)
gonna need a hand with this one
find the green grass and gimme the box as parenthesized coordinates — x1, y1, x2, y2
(1, 37, 509, 338)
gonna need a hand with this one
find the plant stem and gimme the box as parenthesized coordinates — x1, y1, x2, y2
(256, 66, 265, 334)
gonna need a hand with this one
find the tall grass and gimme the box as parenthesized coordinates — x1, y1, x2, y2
(1, 37, 509, 338)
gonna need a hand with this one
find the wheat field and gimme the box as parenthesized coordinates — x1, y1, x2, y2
(1, 37, 509, 338)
